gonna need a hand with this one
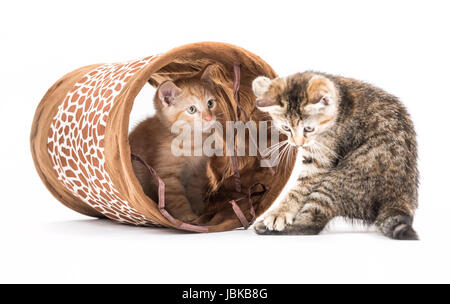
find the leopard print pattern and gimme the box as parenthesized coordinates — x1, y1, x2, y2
(47, 55, 160, 226)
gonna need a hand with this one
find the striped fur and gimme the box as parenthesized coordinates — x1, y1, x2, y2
(253, 72, 419, 240)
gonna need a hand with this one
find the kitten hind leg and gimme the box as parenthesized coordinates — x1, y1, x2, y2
(165, 193, 198, 222)
(184, 171, 207, 216)
(290, 202, 333, 234)
(375, 207, 418, 240)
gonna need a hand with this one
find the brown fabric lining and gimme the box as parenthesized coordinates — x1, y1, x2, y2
(231, 63, 243, 193)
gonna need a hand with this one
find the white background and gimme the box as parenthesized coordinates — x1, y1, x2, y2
(1, 0, 449, 283)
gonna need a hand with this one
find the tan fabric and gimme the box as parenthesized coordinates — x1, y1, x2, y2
(30, 42, 295, 232)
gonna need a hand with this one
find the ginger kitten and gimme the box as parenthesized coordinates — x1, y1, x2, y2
(252, 72, 419, 240)
(129, 66, 221, 222)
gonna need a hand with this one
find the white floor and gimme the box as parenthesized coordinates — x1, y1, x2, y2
(1, 189, 448, 283)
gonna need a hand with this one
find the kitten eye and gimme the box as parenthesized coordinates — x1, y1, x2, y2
(207, 99, 215, 108)
(282, 125, 291, 132)
(187, 106, 197, 114)
(304, 126, 315, 133)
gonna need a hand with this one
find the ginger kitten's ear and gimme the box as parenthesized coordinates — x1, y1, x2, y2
(307, 75, 338, 106)
(158, 81, 182, 106)
(201, 64, 216, 86)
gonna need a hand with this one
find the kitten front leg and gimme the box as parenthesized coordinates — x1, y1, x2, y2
(161, 175, 198, 222)
(184, 171, 207, 215)
(254, 174, 337, 235)
(254, 182, 310, 234)
(254, 203, 335, 235)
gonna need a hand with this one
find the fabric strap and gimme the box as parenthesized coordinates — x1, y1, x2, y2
(228, 183, 268, 229)
(131, 153, 208, 233)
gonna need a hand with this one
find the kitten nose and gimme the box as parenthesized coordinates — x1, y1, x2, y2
(203, 114, 212, 122)
(293, 135, 305, 146)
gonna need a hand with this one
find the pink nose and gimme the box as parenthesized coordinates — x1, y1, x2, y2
(203, 115, 212, 122)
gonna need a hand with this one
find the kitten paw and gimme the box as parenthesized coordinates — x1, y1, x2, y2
(178, 212, 198, 223)
(253, 221, 269, 234)
(253, 220, 290, 235)
(262, 210, 297, 231)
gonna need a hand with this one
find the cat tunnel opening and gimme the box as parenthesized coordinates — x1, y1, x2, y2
(130, 63, 255, 232)
(30, 42, 294, 232)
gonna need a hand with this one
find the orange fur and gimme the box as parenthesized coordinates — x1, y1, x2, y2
(131, 63, 276, 222)
(129, 69, 223, 221)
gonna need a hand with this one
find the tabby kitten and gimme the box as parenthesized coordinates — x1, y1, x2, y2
(252, 72, 419, 240)
(129, 66, 220, 222)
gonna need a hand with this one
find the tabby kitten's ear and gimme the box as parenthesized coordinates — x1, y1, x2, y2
(158, 81, 182, 106)
(252, 76, 271, 98)
(252, 76, 280, 112)
(307, 75, 337, 106)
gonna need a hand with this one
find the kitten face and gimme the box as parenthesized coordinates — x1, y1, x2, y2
(252, 72, 339, 147)
(157, 80, 219, 133)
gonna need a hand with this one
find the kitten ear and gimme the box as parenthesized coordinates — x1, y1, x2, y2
(252, 76, 272, 98)
(253, 76, 282, 113)
(158, 81, 182, 106)
(201, 64, 216, 85)
(307, 75, 337, 105)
